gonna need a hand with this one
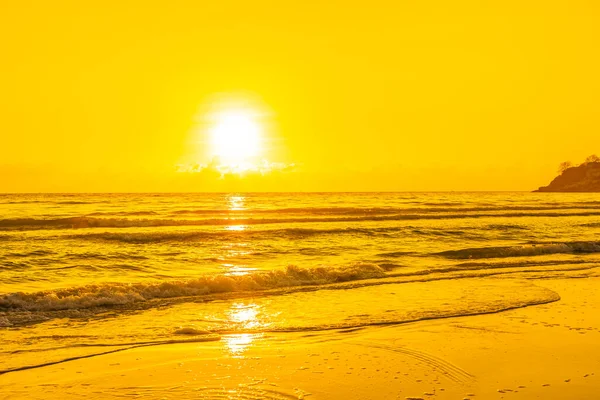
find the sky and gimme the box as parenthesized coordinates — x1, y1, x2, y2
(1, 0, 599, 192)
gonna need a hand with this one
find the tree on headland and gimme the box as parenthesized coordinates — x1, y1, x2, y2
(558, 161, 573, 174)
(585, 154, 600, 164)
(557, 155, 600, 174)
(538, 154, 600, 192)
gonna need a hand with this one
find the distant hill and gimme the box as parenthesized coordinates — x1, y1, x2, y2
(535, 161, 600, 192)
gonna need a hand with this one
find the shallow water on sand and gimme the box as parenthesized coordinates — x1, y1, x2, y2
(1, 192, 600, 373)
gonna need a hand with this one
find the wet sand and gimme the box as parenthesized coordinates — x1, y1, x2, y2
(2, 277, 599, 399)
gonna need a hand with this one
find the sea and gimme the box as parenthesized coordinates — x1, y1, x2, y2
(1, 192, 600, 374)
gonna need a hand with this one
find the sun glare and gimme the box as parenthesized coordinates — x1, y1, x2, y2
(210, 110, 262, 165)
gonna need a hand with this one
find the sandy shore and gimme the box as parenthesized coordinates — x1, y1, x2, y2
(2, 277, 600, 399)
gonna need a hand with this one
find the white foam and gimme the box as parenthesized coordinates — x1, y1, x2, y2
(0, 263, 386, 312)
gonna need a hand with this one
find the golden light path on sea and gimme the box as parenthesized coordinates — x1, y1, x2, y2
(224, 303, 264, 356)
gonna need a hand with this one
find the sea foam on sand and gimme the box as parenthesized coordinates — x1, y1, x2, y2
(2, 276, 600, 399)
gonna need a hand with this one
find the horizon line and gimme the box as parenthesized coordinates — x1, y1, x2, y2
(0, 190, 543, 195)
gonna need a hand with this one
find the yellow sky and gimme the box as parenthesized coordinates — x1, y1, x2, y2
(1, 0, 599, 192)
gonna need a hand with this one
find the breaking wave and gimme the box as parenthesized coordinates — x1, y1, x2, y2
(2, 258, 594, 328)
(437, 241, 600, 259)
(0, 263, 386, 312)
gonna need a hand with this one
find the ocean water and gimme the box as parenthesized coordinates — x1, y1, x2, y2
(1, 192, 600, 373)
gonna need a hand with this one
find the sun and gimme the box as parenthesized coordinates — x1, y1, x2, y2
(210, 110, 262, 165)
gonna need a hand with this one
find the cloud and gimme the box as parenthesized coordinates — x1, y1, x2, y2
(176, 159, 298, 179)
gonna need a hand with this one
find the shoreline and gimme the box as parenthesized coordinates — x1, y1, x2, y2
(2, 277, 600, 399)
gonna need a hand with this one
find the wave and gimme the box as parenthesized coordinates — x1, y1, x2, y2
(1, 260, 595, 328)
(0, 281, 561, 379)
(3, 250, 55, 258)
(2, 200, 44, 204)
(0, 217, 183, 229)
(67, 226, 412, 244)
(87, 211, 159, 217)
(1, 256, 591, 315)
(66, 222, 523, 244)
(63, 251, 149, 261)
(169, 204, 600, 216)
(486, 224, 528, 231)
(55, 201, 103, 205)
(0, 261, 36, 271)
(579, 222, 600, 228)
(0, 263, 387, 312)
(3, 210, 600, 231)
(453, 258, 595, 269)
(169, 206, 407, 216)
(376, 251, 417, 258)
(436, 241, 600, 259)
(1, 200, 110, 205)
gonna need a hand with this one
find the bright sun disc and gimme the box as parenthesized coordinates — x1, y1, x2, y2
(210, 111, 262, 164)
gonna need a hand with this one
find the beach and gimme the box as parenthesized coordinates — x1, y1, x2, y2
(3, 0, 600, 396)
(1, 193, 600, 399)
(2, 276, 599, 399)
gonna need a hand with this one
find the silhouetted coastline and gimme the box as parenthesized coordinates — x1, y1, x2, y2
(536, 160, 600, 192)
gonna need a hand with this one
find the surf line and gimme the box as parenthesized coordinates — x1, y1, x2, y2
(0, 336, 220, 376)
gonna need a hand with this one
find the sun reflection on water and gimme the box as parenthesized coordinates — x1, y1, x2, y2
(225, 225, 246, 231)
(228, 195, 246, 211)
(220, 243, 253, 259)
(229, 303, 260, 328)
(222, 264, 257, 276)
(224, 333, 259, 355)
(225, 196, 247, 231)
(223, 302, 264, 355)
